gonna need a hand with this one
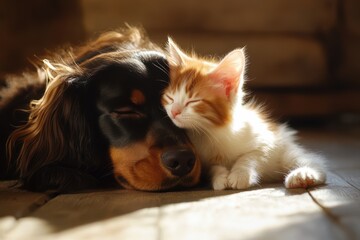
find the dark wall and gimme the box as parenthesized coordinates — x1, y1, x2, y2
(0, 0, 86, 75)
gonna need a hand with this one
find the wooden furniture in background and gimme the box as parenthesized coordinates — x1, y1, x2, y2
(80, 0, 360, 121)
(0, 0, 359, 121)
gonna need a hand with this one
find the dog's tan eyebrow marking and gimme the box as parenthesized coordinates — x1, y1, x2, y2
(131, 89, 146, 105)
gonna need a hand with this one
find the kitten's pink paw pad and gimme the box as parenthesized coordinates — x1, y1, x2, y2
(227, 172, 251, 190)
(285, 167, 326, 189)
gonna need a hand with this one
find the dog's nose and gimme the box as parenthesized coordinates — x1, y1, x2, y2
(161, 148, 196, 177)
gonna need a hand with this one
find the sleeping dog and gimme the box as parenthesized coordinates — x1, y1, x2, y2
(0, 27, 201, 192)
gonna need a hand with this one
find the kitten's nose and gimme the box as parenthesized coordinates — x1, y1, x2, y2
(161, 148, 196, 177)
(171, 106, 182, 118)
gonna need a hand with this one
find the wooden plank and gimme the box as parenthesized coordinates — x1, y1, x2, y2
(300, 129, 360, 238)
(3, 189, 237, 238)
(334, 169, 360, 190)
(159, 187, 344, 240)
(4, 185, 345, 240)
(298, 129, 360, 170)
(0, 181, 18, 190)
(308, 172, 360, 240)
(0, 181, 51, 218)
(0, 181, 51, 237)
(3, 130, 359, 239)
(332, 168, 360, 239)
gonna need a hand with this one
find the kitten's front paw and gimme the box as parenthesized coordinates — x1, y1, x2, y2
(285, 167, 326, 189)
(227, 171, 251, 190)
(211, 166, 229, 190)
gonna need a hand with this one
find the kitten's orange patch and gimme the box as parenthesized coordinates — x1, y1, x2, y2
(131, 89, 145, 105)
(168, 58, 211, 93)
(195, 99, 230, 126)
(165, 54, 232, 127)
(161, 94, 173, 106)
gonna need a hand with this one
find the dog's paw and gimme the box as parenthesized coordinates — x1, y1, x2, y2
(285, 167, 326, 189)
(227, 171, 251, 190)
(211, 165, 229, 190)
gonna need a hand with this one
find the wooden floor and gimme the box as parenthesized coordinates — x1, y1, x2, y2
(1, 128, 359, 240)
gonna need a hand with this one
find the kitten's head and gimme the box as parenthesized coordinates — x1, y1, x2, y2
(162, 38, 246, 130)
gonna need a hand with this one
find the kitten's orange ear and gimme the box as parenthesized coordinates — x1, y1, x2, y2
(208, 48, 246, 98)
(167, 37, 190, 66)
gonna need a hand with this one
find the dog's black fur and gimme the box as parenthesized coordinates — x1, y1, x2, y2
(1, 28, 201, 192)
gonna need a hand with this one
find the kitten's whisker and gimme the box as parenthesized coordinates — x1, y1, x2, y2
(189, 122, 202, 135)
(195, 122, 219, 146)
(197, 123, 218, 143)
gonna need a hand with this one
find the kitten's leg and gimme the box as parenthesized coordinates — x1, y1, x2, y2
(210, 165, 229, 190)
(227, 155, 259, 190)
(283, 146, 326, 189)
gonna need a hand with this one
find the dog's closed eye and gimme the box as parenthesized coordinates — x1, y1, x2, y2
(111, 107, 145, 119)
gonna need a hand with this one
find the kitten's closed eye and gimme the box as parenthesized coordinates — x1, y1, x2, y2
(185, 99, 202, 106)
(164, 94, 174, 104)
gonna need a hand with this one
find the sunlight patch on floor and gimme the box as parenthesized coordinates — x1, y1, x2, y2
(4, 187, 344, 240)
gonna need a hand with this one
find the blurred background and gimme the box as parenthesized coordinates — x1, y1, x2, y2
(1, 0, 359, 127)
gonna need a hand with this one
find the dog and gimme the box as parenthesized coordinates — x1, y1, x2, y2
(0, 27, 201, 192)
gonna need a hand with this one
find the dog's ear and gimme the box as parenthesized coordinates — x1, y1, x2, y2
(7, 75, 98, 191)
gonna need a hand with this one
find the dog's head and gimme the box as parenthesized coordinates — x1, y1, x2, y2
(90, 51, 202, 190)
(7, 28, 201, 192)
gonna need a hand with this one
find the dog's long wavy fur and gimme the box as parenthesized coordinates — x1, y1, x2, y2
(5, 27, 162, 190)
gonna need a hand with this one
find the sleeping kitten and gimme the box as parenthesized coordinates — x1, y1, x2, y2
(161, 38, 326, 190)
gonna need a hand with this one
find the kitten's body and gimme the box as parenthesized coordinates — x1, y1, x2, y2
(162, 39, 326, 190)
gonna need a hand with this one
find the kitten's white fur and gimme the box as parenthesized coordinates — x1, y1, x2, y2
(164, 40, 326, 190)
(188, 109, 326, 190)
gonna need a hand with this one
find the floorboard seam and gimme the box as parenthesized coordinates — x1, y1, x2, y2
(307, 190, 356, 240)
(334, 172, 360, 192)
(16, 192, 59, 220)
(1, 192, 59, 239)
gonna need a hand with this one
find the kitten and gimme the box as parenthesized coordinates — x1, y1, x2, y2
(161, 38, 326, 190)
